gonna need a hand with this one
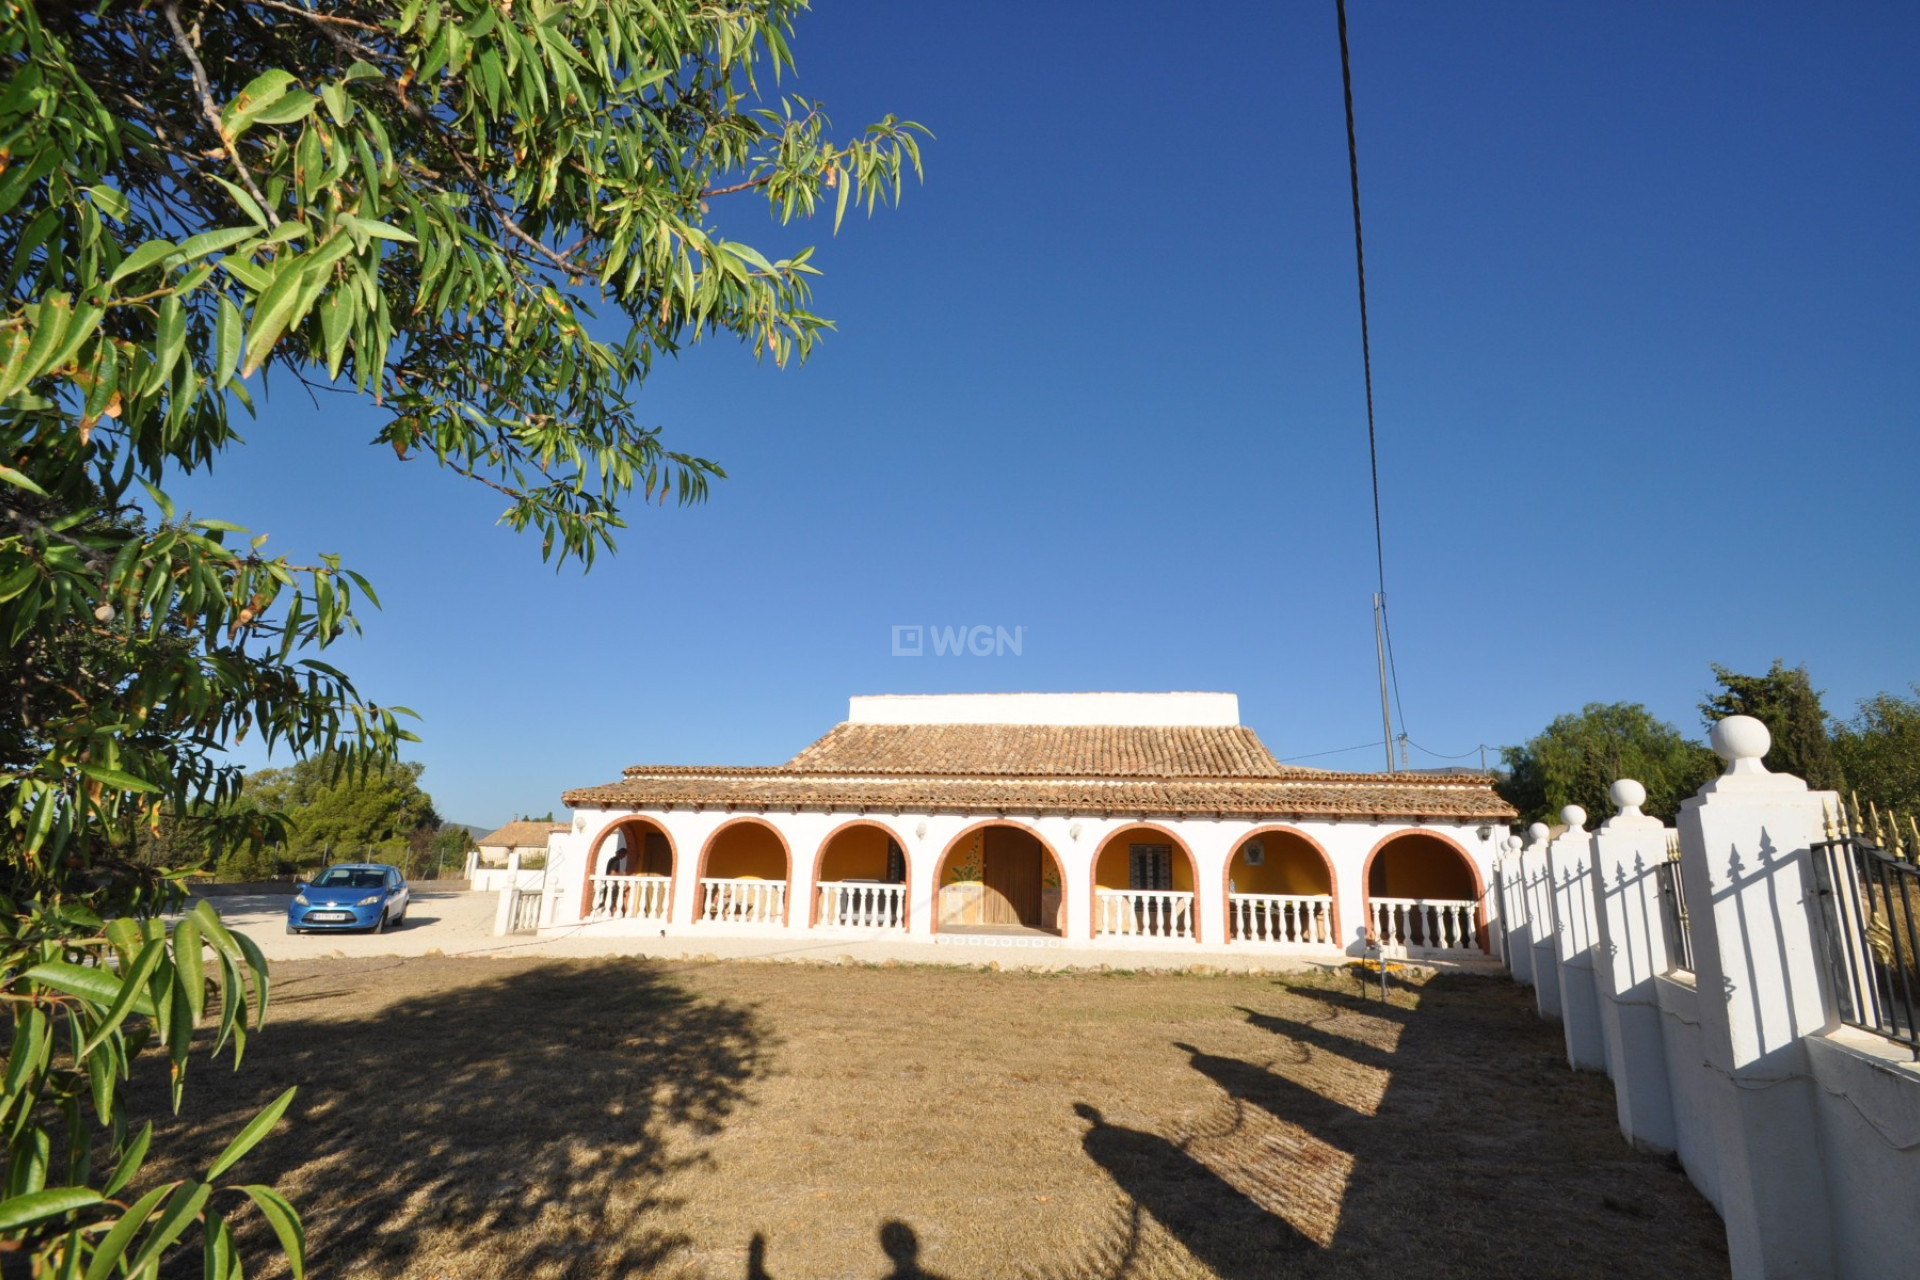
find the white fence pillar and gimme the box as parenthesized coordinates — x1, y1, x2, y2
(1498, 836, 1535, 987)
(1590, 779, 1680, 1151)
(1677, 717, 1837, 1279)
(1550, 806, 1607, 1071)
(492, 850, 522, 936)
(1521, 822, 1562, 1019)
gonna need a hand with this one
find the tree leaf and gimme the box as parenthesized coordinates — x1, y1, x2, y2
(79, 938, 167, 1057)
(101, 1123, 152, 1199)
(173, 915, 205, 1024)
(0, 464, 48, 496)
(177, 227, 261, 263)
(81, 1181, 172, 1280)
(123, 1180, 211, 1277)
(106, 239, 178, 286)
(77, 764, 160, 795)
(241, 1184, 306, 1280)
(0, 1186, 104, 1231)
(214, 295, 243, 386)
(206, 1087, 296, 1181)
(23, 963, 156, 1019)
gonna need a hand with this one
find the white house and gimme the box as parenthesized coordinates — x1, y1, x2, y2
(466, 819, 566, 891)
(545, 693, 1516, 956)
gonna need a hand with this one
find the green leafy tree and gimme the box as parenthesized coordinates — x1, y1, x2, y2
(1702, 661, 1843, 790)
(1832, 689, 1920, 817)
(1497, 702, 1718, 827)
(425, 821, 474, 879)
(1, 0, 924, 1272)
(242, 753, 440, 872)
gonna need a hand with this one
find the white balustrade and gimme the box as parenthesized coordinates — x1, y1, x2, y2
(1229, 894, 1335, 944)
(817, 881, 906, 929)
(1094, 889, 1195, 941)
(508, 888, 545, 933)
(1370, 897, 1478, 952)
(701, 877, 787, 925)
(588, 873, 671, 921)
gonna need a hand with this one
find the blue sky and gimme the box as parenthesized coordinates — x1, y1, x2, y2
(171, 1, 1920, 825)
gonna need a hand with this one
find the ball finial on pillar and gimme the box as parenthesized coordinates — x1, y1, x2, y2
(1527, 821, 1550, 846)
(1710, 715, 1772, 775)
(1610, 778, 1647, 817)
(1561, 805, 1588, 831)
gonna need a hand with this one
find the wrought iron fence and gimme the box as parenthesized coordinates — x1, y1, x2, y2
(1655, 835, 1694, 973)
(1813, 822, 1920, 1060)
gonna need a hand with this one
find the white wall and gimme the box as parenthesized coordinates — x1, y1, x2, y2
(847, 691, 1240, 726)
(550, 804, 1503, 957)
(1486, 719, 1920, 1279)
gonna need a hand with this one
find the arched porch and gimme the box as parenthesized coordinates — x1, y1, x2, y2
(697, 819, 792, 926)
(582, 816, 676, 923)
(934, 823, 1065, 936)
(812, 820, 910, 930)
(1225, 827, 1337, 946)
(1364, 831, 1485, 954)
(1091, 825, 1200, 942)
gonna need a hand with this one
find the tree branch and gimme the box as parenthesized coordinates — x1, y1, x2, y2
(698, 174, 772, 199)
(162, 1, 282, 229)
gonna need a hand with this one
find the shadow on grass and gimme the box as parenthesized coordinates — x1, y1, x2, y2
(1061, 973, 1728, 1280)
(135, 958, 767, 1277)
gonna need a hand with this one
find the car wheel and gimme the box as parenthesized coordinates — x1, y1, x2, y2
(373, 910, 389, 935)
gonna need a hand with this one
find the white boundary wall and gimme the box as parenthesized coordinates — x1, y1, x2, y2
(1488, 718, 1920, 1278)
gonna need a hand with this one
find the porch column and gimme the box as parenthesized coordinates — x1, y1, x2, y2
(1589, 778, 1679, 1152)
(1549, 806, 1607, 1071)
(1188, 821, 1232, 949)
(906, 816, 938, 938)
(1677, 716, 1836, 1278)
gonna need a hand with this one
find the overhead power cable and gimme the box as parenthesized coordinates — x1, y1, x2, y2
(1334, 0, 1410, 759)
(1279, 741, 1388, 763)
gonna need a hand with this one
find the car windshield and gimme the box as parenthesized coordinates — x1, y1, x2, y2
(312, 868, 386, 890)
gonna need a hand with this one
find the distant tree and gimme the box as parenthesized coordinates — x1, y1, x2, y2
(426, 823, 477, 879)
(1498, 702, 1718, 826)
(1831, 689, 1920, 818)
(1702, 661, 1843, 789)
(242, 754, 441, 872)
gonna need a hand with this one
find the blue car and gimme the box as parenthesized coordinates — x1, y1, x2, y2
(286, 863, 411, 934)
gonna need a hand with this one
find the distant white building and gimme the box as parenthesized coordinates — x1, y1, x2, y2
(545, 693, 1516, 956)
(466, 819, 566, 891)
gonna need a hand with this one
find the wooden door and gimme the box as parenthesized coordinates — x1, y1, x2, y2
(983, 828, 1042, 926)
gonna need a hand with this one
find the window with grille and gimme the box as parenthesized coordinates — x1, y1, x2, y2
(1129, 844, 1173, 891)
(886, 838, 906, 884)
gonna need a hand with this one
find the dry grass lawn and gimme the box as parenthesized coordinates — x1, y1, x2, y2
(135, 956, 1730, 1279)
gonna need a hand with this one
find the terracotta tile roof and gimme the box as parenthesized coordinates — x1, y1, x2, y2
(475, 820, 568, 849)
(566, 721, 1516, 822)
(778, 723, 1303, 778)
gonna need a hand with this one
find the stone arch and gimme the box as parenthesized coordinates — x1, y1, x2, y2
(696, 817, 794, 926)
(1221, 825, 1340, 944)
(932, 819, 1067, 934)
(579, 814, 678, 920)
(810, 818, 914, 928)
(1090, 822, 1204, 943)
(1361, 829, 1487, 951)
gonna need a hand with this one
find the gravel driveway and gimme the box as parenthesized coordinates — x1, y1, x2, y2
(187, 885, 502, 961)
